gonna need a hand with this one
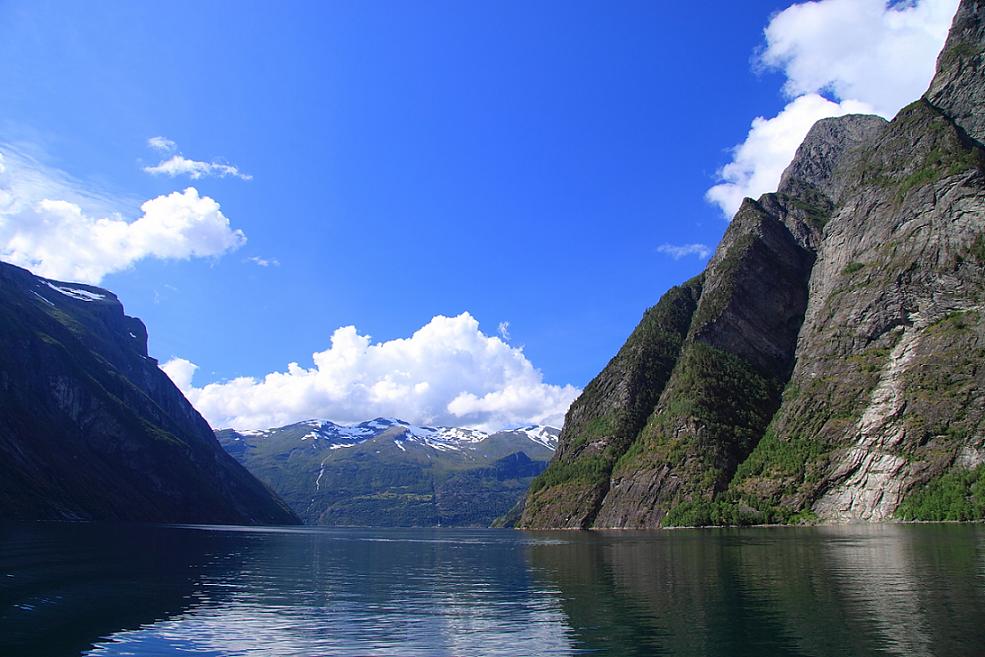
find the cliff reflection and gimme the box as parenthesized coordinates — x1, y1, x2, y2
(1, 523, 245, 657)
(526, 525, 985, 657)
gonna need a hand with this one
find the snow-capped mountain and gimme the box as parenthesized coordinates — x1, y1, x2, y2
(224, 417, 560, 453)
(216, 418, 561, 527)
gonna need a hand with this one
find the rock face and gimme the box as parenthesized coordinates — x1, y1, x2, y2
(521, 0, 985, 528)
(217, 419, 559, 527)
(926, 0, 985, 144)
(521, 279, 701, 528)
(0, 262, 299, 524)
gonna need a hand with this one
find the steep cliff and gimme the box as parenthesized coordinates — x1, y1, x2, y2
(520, 278, 701, 528)
(522, 0, 985, 528)
(0, 261, 299, 524)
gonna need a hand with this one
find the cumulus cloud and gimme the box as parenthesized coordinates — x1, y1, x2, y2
(0, 146, 246, 282)
(706, 0, 958, 218)
(762, 0, 958, 118)
(656, 242, 712, 260)
(706, 94, 874, 217)
(162, 312, 580, 432)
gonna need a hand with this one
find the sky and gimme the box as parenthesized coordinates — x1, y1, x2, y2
(0, 0, 959, 431)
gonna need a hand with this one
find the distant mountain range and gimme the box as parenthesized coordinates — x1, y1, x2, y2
(0, 254, 556, 528)
(217, 418, 559, 526)
(0, 261, 298, 525)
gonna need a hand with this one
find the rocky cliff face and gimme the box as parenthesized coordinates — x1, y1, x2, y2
(0, 262, 299, 524)
(521, 278, 701, 528)
(522, 0, 985, 528)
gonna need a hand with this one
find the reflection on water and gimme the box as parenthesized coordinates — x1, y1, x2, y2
(1, 523, 984, 656)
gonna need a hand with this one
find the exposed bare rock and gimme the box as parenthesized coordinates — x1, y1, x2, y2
(926, 0, 985, 144)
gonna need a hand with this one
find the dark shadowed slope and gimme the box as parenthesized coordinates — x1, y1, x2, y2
(0, 261, 298, 524)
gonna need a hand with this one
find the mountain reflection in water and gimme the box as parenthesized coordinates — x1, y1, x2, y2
(1, 523, 983, 656)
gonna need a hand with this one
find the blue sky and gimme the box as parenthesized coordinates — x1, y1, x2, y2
(0, 0, 957, 429)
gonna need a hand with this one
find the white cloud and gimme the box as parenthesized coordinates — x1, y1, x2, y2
(144, 155, 252, 181)
(497, 321, 511, 341)
(656, 242, 712, 260)
(0, 144, 124, 220)
(147, 136, 177, 153)
(247, 256, 279, 267)
(706, 0, 957, 218)
(0, 147, 246, 282)
(706, 95, 874, 217)
(762, 0, 958, 118)
(162, 312, 580, 432)
(144, 137, 252, 180)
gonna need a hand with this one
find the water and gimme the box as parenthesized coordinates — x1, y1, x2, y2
(2, 523, 984, 656)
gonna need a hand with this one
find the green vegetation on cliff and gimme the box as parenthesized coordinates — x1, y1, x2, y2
(520, 278, 701, 527)
(614, 343, 776, 478)
(896, 465, 985, 521)
(523, 1, 985, 529)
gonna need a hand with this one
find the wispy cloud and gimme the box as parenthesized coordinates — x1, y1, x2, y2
(497, 321, 511, 341)
(706, 0, 958, 218)
(147, 136, 177, 153)
(163, 312, 579, 432)
(143, 137, 252, 181)
(247, 256, 279, 267)
(656, 243, 711, 260)
(145, 154, 252, 181)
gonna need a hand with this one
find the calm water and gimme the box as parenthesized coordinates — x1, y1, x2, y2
(1, 523, 984, 656)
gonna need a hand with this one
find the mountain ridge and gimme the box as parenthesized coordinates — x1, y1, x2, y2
(521, 0, 985, 529)
(0, 261, 299, 524)
(217, 418, 559, 526)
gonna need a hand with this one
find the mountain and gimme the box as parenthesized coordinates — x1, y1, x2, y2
(216, 418, 559, 526)
(0, 261, 298, 525)
(521, 0, 985, 529)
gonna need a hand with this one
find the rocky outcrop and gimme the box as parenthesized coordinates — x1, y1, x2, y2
(777, 114, 888, 210)
(926, 0, 985, 144)
(591, 193, 817, 528)
(0, 262, 299, 524)
(736, 96, 985, 523)
(522, 0, 985, 528)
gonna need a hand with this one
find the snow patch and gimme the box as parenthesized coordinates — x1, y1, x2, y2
(44, 282, 106, 302)
(236, 428, 268, 437)
(511, 425, 560, 450)
(232, 418, 560, 455)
